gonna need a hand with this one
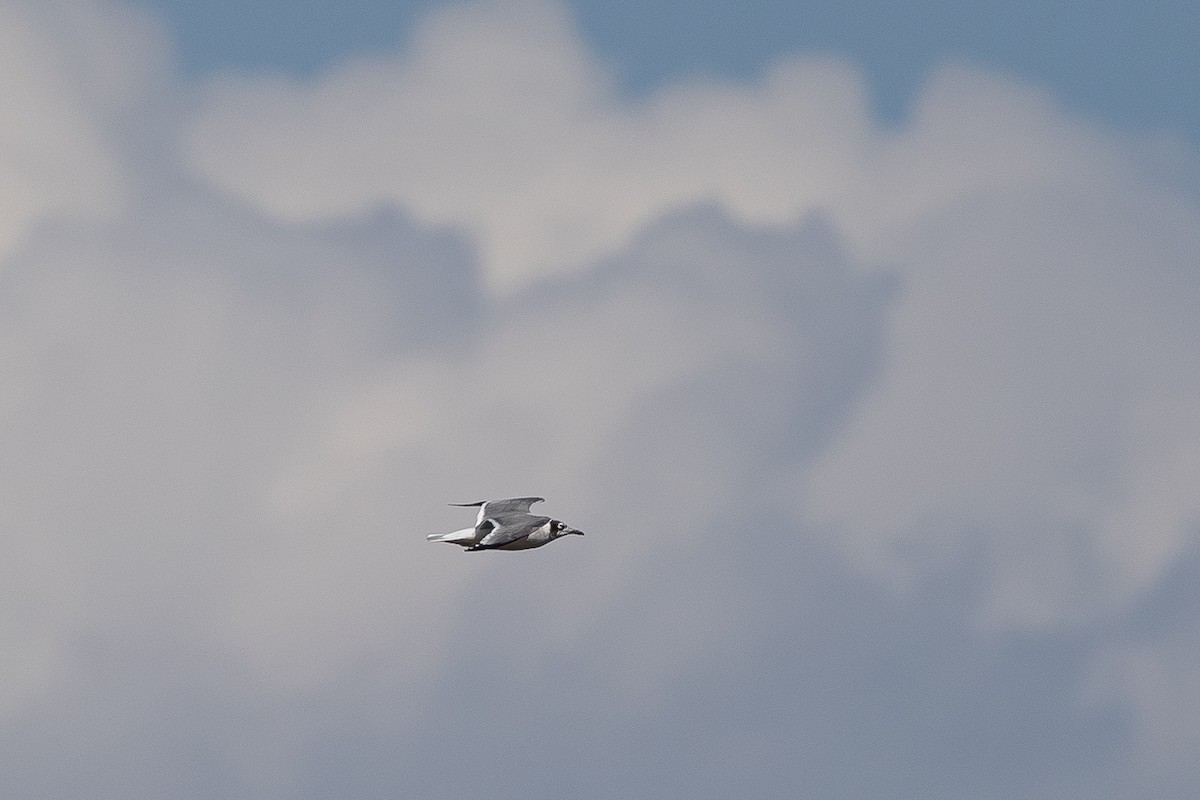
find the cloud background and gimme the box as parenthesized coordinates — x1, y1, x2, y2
(3, 0, 1199, 796)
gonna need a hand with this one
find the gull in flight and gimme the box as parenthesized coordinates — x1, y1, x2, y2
(426, 497, 584, 552)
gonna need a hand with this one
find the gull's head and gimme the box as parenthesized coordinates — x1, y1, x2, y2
(550, 519, 584, 539)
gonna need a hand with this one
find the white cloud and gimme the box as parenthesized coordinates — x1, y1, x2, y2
(185, 0, 882, 291)
(804, 184, 1200, 624)
(0, 0, 171, 263)
(4, 0, 1200, 796)
(185, 0, 1200, 617)
(185, 2, 1137, 296)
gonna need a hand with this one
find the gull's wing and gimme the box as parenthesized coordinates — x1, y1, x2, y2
(471, 514, 549, 550)
(449, 497, 545, 526)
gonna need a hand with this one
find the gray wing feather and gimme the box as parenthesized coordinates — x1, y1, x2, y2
(450, 497, 545, 526)
(474, 514, 549, 549)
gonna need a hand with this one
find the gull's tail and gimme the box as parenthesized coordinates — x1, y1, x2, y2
(426, 527, 477, 545)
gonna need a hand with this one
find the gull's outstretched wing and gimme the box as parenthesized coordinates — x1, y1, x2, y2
(449, 497, 545, 526)
(471, 514, 550, 550)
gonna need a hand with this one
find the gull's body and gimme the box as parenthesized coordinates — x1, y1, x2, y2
(426, 497, 584, 552)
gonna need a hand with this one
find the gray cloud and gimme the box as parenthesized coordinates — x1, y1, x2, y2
(3, 0, 1200, 797)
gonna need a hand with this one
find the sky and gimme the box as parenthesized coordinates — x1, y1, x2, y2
(134, 0, 1200, 140)
(2, 0, 1199, 797)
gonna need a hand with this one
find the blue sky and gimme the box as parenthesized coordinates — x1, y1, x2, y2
(4, 1, 1200, 797)
(140, 0, 1200, 141)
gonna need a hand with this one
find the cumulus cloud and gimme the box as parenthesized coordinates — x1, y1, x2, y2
(184, 1, 1138, 295)
(3, 0, 1200, 796)
(1, 2, 121, 257)
(185, 0, 1200, 624)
